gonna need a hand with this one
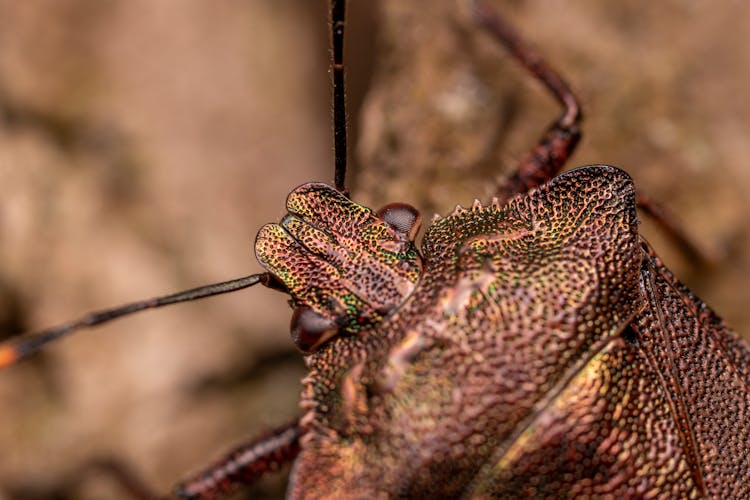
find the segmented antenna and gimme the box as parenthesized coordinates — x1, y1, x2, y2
(0, 273, 275, 369)
(331, 0, 348, 192)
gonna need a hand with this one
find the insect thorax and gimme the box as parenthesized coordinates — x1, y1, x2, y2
(260, 167, 652, 496)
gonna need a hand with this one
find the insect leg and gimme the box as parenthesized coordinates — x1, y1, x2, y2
(471, 1, 707, 263)
(470, 0, 582, 204)
(636, 191, 708, 263)
(171, 421, 303, 500)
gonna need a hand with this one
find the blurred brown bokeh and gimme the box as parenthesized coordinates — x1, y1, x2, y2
(0, 1, 748, 498)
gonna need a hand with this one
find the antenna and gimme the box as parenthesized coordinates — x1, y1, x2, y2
(331, 0, 348, 192)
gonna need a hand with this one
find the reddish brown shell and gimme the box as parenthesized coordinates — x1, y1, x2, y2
(259, 165, 750, 498)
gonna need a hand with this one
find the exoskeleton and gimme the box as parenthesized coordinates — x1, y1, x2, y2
(1, 1, 749, 498)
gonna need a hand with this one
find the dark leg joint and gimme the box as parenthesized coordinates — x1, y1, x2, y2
(636, 191, 710, 265)
(496, 123, 581, 203)
(172, 421, 304, 500)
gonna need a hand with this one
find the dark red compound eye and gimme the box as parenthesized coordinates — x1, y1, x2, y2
(290, 306, 340, 354)
(377, 203, 422, 240)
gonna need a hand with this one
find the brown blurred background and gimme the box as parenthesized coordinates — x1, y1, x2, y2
(0, 1, 748, 498)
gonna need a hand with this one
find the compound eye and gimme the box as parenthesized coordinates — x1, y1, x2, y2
(290, 306, 339, 354)
(377, 203, 422, 240)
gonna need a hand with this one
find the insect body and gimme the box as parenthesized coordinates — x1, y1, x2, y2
(255, 165, 750, 498)
(1, 0, 749, 498)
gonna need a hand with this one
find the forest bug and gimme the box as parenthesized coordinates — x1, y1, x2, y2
(0, 0, 748, 498)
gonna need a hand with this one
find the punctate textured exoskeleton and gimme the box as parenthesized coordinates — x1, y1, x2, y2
(255, 165, 750, 498)
(0, 1, 749, 498)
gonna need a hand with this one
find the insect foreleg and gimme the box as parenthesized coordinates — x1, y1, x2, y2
(172, 421, 303, 500)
